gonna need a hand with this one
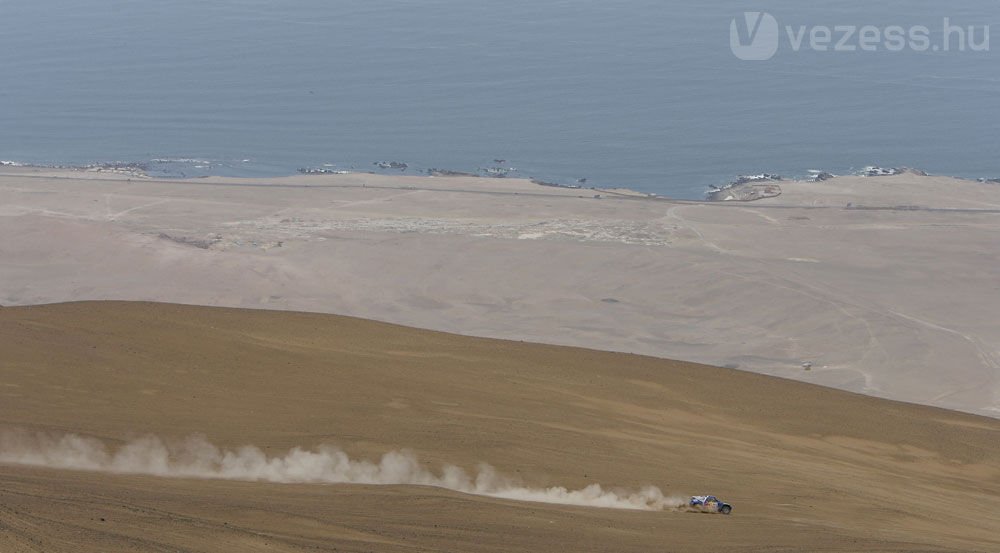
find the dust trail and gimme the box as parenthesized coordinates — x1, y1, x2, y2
(0, 429, 684, 511)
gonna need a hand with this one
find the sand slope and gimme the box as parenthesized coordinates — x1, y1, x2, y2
(1, 302, 998, 552)
(1, 169, 999, 417)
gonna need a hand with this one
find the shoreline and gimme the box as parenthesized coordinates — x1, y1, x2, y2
(4, 159, 997, 203)
(1, 160, 661, 199)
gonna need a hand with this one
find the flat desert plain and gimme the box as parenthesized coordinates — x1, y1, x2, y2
(1, 168, 999, 416)
(1, 302, 999, 552)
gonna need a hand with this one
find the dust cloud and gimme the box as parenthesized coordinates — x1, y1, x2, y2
(0, 429, 683, 511)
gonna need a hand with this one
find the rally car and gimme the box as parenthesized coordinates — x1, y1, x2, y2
(689, 495, 733, 515)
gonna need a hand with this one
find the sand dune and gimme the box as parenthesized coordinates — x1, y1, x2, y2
(1, 302, 998, 552)
(1, 168, 999, 417)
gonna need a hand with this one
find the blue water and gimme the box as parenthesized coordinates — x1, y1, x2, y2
(0, 1, 997, 198)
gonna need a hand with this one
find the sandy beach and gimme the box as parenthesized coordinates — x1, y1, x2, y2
(1, 166, 999, 417)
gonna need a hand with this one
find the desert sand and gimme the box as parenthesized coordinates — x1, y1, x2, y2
(1, 301, 998, 552)
(1, 167, 998, 416)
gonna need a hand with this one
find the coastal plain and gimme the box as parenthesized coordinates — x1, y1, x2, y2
(2, 168, 998, 416)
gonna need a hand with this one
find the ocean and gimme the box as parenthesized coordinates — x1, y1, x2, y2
(1, 0, 997, 198)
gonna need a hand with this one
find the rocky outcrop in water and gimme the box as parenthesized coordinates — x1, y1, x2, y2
(731, 173, 783, 186)
(707, 174, 783, 201)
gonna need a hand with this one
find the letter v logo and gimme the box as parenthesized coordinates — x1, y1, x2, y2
(730, 12, 780, 61)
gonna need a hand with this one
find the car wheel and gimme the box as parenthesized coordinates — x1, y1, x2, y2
(720, 505, 732, 515)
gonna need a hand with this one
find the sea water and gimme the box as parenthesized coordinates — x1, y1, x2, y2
(0, 0, 996, 198)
